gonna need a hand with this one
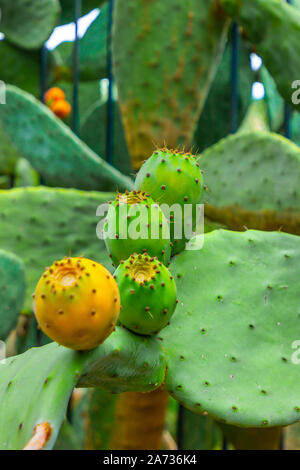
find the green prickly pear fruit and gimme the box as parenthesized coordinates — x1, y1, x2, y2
(134, 148, 204, 255)
(114, 253, 177, 335)
(104, 190, 171, 267)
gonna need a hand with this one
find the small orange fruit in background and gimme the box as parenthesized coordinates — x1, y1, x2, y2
(44, 87, 66, 106)
(34, 257, 120, 350)
(50, 99, 72, 119)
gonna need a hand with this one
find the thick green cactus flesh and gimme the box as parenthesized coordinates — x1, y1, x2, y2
(114, 253, 177, 335)
(161, 230, 300, 428)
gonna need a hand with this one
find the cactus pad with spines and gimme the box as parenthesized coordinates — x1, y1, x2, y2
(0, 0, 60, 50)
(161, 229, 300, 428)
(0, 187, 114, 312)
(199, 131, 300, 233)
(113, 0, 229, 168)
(135, 148, 204, 255)
(0, 250, 26, 340)
(0, 325, 166, 449)
(114, 253, 177, 335)
(0, 85, 133, 191)
(104, 191, 171, 266)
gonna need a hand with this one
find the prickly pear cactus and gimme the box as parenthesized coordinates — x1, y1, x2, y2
(14, 158, 40, 187)
(220, 0, 300, 111)
(199, 131, 300, 233)
(113, 0, 229, 168)
(34, 258, 120, 350)
(0, 187, 114, 312)
(239, 100, 269, 133)
(59, 0, 105, 25)
(80, 100, 132, 176)
(0, 326, 166, 449)
(0, 250, 26, 340)
(104, 190, 171, 266)
(260, 66, 284, 132)
(193, 39, 253, 152)
(135, 148, 204, 254)
(115, 253, 177, 335)
(56, 4, 108, 81)
(161, 229, 300, 428)
(0, 0, 60, 50)
(0, 85, 133, 191)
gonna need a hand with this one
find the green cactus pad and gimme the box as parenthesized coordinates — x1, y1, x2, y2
(80, 100, 132, 176)
(260, 66, 284, 132)
(161, 229, 300, 428)
(78, 326, 166, 391)
(0, 187, 113, 312)
(193, 39, 253, 152)
(56, 5, 108, 81)
(135, 148, 204, 255)
(0, 342, 85, 450)
(0, 85, 133, 191)
(0, 41, 57, 98)
(114, 253, 177, 335)
(59, 0, 105, 25)
(113, 0, 229, 168)
(199, 131, 300, 233)
(239, 100, 269, 133)
(104, 191, 171, 267)
(0, 250, 26, 340)
(14, 158, 40, 187)
(0, 0, 60, 50)
(0, 326, 166, 449)
(220, 0, 300, 111)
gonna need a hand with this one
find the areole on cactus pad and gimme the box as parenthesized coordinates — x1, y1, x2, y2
(34, 257, 120, 350)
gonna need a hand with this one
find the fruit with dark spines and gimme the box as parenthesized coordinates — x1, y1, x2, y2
(114, 253, 177, 335)
(135, 148, 204, 255)
(34, 257, 120, 350)
(104, 190, 170, 266)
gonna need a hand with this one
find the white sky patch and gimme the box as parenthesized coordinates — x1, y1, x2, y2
(0, 32, 4, 41)
(252, 82, 265, 100)
(250, 53, 263, 71)
(46, 8, 100, 50)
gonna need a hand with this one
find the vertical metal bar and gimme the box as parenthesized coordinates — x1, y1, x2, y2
(39, 45, 48, 187)
(284, 0, 292, 140)
(40, 44, 48, 103)
(72, 0, 81, 135)
(106, 0, 114, 166)
(230, 23, 239, 134)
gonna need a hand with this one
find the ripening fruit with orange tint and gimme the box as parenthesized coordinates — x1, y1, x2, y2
(44, 87, 66, 106)
(50, 99, 72, 119)
(33, 257, 120, 350)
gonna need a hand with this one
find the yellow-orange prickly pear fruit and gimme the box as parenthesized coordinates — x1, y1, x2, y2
(50, 99, 72, 119)
(44, 87, 66, 106)
(33, 257, 120, 350)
